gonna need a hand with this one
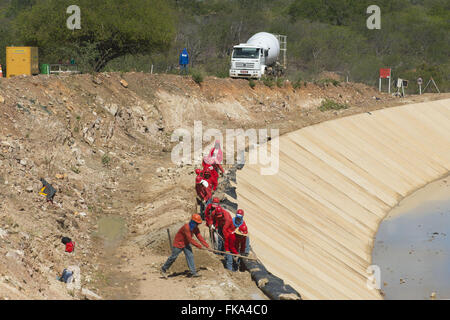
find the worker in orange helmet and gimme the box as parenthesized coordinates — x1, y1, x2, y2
(161, 214, 210, 278)
(223, 209, 247, 271)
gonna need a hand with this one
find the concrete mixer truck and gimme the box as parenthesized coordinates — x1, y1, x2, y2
(229, 32, 287, 79)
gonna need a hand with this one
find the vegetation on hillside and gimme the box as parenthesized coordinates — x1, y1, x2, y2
(0, 0, 449, 92)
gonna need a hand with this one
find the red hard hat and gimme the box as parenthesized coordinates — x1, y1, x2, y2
(213, 197, 220, 204)
(195, 169, 201, 175)
(214, 206, 223, 217)
(195, 176, 202, 184)
(236, 209, 244, 216)
(239, 224, 248, 234)
(191, 214, 202, 224)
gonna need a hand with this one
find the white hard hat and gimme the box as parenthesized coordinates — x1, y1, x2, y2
(201, 180, 209, 188)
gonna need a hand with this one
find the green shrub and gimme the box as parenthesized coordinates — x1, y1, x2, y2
(319, 99, 349, 112)
(276, 77, 284, 88)
(248, 79, 256, 89)
(262, 76, 274, 88)
(191, 70, 204, 84)
(102, 153, 111, 166)
(317, 78, 340, 87)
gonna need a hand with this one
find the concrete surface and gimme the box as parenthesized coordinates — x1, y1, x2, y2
(236, 98, 450, 299)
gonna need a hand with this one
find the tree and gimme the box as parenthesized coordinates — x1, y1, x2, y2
(13, 0, 176, 71)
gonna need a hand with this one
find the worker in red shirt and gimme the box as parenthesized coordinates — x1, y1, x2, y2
(223, 209, 247, 271)
(204, 197, 220, 227)
(203, 155, 224, 178)
(196, 175, 212, 219)
(195, 175, 212, 202)
(234, 224, 248, 255)
(161, 214, 210, 278)
(209, 140, 223, 164)
(203, 165, 218, 191)
(211, 206, 232, 253)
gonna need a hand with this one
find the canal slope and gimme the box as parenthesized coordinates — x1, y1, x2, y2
(236, 98, 450, 300)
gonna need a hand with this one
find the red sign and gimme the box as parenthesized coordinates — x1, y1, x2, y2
(380, 68, 391, 79)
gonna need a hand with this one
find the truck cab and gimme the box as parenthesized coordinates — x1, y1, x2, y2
(229, 44, 266, 79)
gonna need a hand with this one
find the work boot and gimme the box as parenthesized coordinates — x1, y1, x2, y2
(160, 267, 168, 278)
(189, 273, 201, 278)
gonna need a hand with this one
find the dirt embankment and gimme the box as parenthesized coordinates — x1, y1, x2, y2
(0, 72, 446, 300)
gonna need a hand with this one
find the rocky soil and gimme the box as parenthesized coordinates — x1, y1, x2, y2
(0, 72, 447, 300)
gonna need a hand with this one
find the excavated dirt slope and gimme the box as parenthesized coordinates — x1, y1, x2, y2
(0, 72, 447, 299)
(236, 98, 450, 300)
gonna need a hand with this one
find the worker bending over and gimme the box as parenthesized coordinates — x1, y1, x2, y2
(205, 197, 221, 227)
(211, 206, 232, 253)
(161, 214, 210, 278)
(195, 175, 212, 219)
(223, 209, 248, 271)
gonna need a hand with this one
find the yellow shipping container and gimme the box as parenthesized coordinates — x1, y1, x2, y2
(6, 47, 39, 78)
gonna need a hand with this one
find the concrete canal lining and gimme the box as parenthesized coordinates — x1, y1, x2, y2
(236, 99, 450, 299)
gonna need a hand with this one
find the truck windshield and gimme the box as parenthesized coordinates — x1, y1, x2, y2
(232, 48, 259, 59)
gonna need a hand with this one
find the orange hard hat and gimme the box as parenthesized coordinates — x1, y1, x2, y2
(191, 214, 202, 224)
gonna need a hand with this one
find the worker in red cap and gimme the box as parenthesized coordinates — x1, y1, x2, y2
(196, 175, 213, 220)
(203, 155, 224, 178)
(203, 165, 218, 191)
(161, 214, 210, 278)
(204, 197, 221, 227)
(222, 209, 247, 271)
(212, 206, 232, 253)
(195, 176, 211, 202)
(209, 140, 223, 164)
(195, 168, 203, 177)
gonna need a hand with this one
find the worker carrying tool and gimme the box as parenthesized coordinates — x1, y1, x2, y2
(205, 197, 221, 227)
(161, 214, 210, 278)
(223, 209, 248, 271)
(211, 206, 232, 253)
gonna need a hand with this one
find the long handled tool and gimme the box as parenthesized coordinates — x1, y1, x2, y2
(213, 228, 258, 259)
(202, 247, 258, 261)
(166, 228, 172, 251)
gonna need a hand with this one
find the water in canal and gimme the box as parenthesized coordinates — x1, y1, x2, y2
(372, 177, 450, 300)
